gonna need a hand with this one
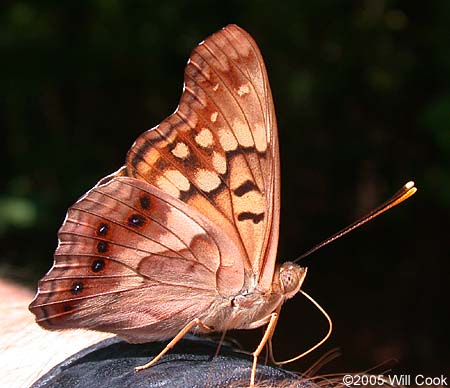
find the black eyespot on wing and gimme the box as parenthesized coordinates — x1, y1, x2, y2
(92, 259, 105, 273)
(234, 180, 258, 197)
(97, 241, 108, 253)
(97, 223, 109, 236)
(63, 305, 72, 312)
(237, 212, 264, 224)
(71, 282, 83, 295)
(155, 158, 168, 171)
(128, 214, 146, 227)
(139, 194, 151, 210)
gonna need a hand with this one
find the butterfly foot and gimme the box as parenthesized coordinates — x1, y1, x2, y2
(135, 358, 157, 372)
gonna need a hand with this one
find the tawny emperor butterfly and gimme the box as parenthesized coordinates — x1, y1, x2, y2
(29, 24, 416, 386)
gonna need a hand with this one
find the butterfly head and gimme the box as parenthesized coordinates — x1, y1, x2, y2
(278, 263, 307, 300)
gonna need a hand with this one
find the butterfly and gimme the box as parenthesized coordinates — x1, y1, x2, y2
(29, 24, 308, 386)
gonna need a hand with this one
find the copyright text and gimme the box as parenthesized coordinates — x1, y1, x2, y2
(342, 374, 447, 386)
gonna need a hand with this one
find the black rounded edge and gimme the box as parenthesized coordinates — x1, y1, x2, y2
(30, 336, 313, 388)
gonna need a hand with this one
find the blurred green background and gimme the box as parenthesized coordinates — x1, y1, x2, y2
(1, 0, 448, 378)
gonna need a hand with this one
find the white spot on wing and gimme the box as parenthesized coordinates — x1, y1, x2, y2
(195, 128, 214, 148)
(171, 142, 190, 159)
(212, 151, 227, 175)
(156, 176, 180, 198)
(254, 124, 267, 153)
(232, 119, 253, 148)
(236, 84, 250, 97)
(210, 112, 218, 123)
(165, 170, 190, 191)
(218, 128, 238, 151)
(195, 169, 221, 192)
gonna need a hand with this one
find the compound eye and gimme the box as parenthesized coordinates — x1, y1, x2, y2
(280, 268, 300, 294)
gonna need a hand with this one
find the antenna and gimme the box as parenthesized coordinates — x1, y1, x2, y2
(269, 289, 333, 366)
(293, 181, 417, 263)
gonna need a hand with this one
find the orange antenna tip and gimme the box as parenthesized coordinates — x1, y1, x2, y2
(404, 181, 415, 190)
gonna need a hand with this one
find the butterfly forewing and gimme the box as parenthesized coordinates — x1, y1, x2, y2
(125, 25, 280, 288)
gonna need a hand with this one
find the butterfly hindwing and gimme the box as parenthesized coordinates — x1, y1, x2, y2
(29, 177, 245, 340)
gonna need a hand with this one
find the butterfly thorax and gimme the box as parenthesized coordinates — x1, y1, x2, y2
(201, 263, 307, 332)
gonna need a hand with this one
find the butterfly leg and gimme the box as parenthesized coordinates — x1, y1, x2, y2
(250, 310, 280, 387)
(135, 318, 212, 371)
